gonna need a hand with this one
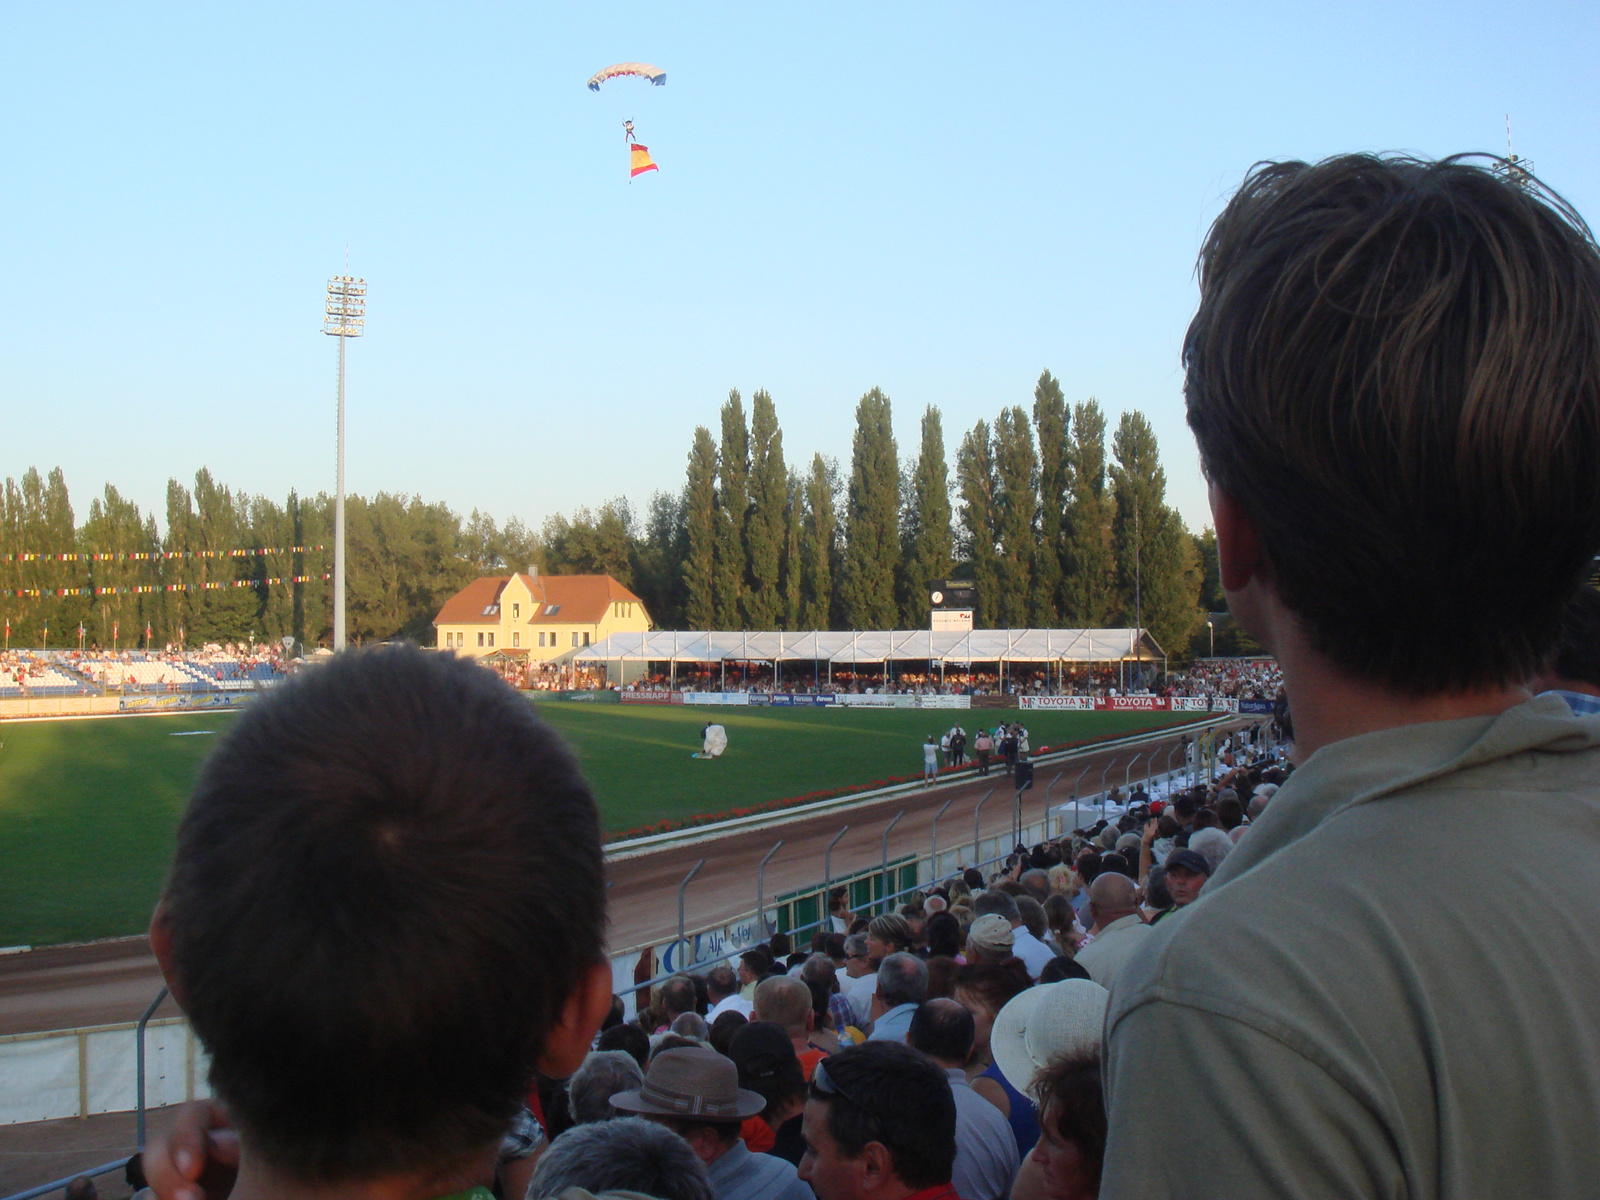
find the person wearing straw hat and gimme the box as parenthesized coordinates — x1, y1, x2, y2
(989, 979, 1110, 1106)
(610, 1045, 811, 1200)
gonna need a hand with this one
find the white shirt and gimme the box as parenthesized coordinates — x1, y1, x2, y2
(843, 971, 878, 1024)
(1011, 926, 1057, 979)
(707, 992, 754, 1021)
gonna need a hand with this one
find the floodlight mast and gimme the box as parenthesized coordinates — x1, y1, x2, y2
(324, 275, 366, 651)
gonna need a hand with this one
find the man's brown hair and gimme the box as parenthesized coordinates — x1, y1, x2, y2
(1185, 153, 1600, 692)
(162, 646, 606, 1182)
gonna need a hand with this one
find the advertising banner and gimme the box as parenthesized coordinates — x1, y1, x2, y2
(680, 691, 751, 706)
(1172, 696, 1239, 713)
(1239, 698, 1274, 714)
(653, 914, 770, 976)
(838, 693, 917, 709)
(1019, 695, 1095, 711)
(915, 694, 971, 710)
(620, 690, 679, 705)
(1094, 696, 1172, 711)
(118, 693, 252, 714)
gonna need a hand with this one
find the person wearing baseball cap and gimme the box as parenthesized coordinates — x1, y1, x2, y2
(964, 914, 1017, 965)
(1149, 849, 1209, 925)
(610, 1045, 811, 1200)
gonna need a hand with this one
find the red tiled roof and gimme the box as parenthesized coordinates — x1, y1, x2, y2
(432, 576, 508, 626)
(433, 574, 647, 628)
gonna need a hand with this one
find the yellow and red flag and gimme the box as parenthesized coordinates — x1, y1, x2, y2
(630, 143, 659, 178)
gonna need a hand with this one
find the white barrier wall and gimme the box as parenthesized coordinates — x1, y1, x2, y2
(0, 1017, 210, 1126)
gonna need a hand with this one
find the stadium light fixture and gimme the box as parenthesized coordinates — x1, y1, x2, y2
(324, 274, 366, 651)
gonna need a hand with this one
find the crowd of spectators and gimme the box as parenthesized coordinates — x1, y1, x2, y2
(1164, 657, 1283, 702)
(481, 737, 1289, 1200)
(0, 644, 290, 696)
(618, 663, 1155, 699)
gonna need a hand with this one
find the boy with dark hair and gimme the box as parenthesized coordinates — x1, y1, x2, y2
(147, 646, 614, 1198)
(1102, 154, 1600, 1196)
(801, 1041, 958, 1200)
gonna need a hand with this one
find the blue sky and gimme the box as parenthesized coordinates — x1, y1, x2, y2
(2, 2, 1596, 537)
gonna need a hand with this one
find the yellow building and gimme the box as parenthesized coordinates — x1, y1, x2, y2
(433, 571, 649, 660)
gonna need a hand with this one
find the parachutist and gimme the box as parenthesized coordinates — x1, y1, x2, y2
(623, 120, 636, 142)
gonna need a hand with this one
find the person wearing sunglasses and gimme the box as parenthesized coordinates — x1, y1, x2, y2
(800, 1042, 958, 1200)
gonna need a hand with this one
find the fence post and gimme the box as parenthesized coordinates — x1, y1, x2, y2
(135, 985, 169, 1147)
(1069, 766, 1091, 834)
(823, 824, 850, 921)
(1041, 772, 1063, 842)
(1099, 759, 1114, 815)
(1144, 748, 1159, 792)
(880, 812, 905, 914)
(1165, 745, 1177, 792)
(676, 859, 706, 972)
(755, 839, 783, 939)
(929, 795, 956, 882)
(972, 786, 997, 867)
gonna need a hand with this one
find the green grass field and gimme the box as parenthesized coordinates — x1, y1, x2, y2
(0, 703, 1197, 947)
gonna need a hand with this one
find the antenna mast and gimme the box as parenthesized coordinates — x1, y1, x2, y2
(1498, 115, 1534, 189)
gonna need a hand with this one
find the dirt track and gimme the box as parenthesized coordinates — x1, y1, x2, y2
(0, 723, 1220, 1036)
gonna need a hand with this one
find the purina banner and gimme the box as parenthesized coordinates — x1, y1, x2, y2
(680, 691, 751, 706)
(1094, 696, 1172, 711)
(1019, 695, 1095, 711)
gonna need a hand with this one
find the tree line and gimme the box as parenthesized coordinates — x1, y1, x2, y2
(1, 372, 1224, 656)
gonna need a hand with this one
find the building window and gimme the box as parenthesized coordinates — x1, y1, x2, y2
(571, 632, 579, 647)
(488, 632, 495, 648)
(512, 632, 520, 648)
(583, 631, 591, 646)
(512, 603, 520, 619)
(477, 632, 484, 647)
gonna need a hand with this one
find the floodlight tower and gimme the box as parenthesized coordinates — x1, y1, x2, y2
(324, 274, 366, 651)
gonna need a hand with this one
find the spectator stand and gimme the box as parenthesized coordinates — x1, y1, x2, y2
(579, 628, 1168, 698)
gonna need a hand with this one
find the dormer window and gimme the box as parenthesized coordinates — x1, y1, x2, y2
(545, 604, 561, 616)
(482, 604, 499, 616)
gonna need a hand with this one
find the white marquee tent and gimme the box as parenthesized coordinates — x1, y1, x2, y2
(574, 627, 1163, 666)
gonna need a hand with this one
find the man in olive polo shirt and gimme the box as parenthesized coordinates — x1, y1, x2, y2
(1100, 154, 1600, 1197)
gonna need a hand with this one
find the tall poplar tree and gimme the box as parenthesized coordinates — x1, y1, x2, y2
(684, 426, 718, 629)
(781, 469, 804, 629)
(800, 454, 838, 630)
(1110, 410, 1202, 654)
(841, 388, 900, 630)
(1032, 371, 1069, 624)
(991, 406, 1038, 628)
(956, 420, 998, 626)
(1062, 399, 1114, 626)
(744, 390, 786, 627)
(714, 390, 749, 628)
(899, 406, 954, 627)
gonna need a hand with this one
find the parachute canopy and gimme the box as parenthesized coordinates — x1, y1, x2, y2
(588, 62, 666, 91)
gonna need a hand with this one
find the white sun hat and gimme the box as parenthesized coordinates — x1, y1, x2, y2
(990, 979, 1110, 1097)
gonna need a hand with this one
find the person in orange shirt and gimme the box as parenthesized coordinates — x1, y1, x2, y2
(754, 975, 830, 1078)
